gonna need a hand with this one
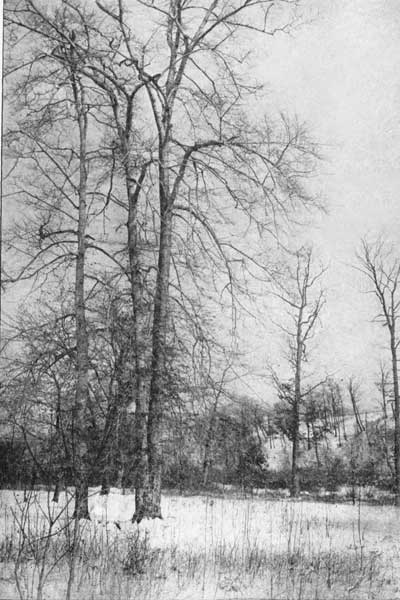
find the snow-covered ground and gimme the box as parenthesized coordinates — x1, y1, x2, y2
(0, 488, 399, 599)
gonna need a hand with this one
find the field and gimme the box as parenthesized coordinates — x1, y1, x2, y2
(0, 488, 399, 600)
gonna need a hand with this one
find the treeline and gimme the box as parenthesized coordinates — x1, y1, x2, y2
(1, 369, 395, 497)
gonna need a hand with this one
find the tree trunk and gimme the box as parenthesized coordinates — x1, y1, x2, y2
(380, 372, 394, 476)
(202, 424, 213, 486)
(116, 464, 124, 490)
(71, 65, 90, 520)
(390, 329, 400, 505)
(312, 422, 320, 467)
(52, 477, 61, 503)
(202, 402, 218, 487)
(147, 229, 173, 514)
(122, 156, 153, 521)
(73, 478, 89, 519)
(340, 396, 347, 441)
(306, 421, 311, 450)
(291, 304, 303, 498)
(290, 421, 300, 497)
(141, 193, 174, 520)
(349, 382, 364, 434)
(100, 469, 110, 495)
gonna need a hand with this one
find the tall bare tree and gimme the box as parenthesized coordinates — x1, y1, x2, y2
(3, 6, 112, 517)
(273, 246, 325, 496)
(357, 238, 400, 505)
(97, 0, 319, 520)
(5, 0, 321, 520)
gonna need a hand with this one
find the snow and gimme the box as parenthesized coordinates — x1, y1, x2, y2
(1, 488, 400, 599)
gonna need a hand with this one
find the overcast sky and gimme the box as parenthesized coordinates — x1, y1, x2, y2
(235, 0, 400, 405)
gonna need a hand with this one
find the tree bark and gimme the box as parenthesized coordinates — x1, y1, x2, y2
(357, 240, 400, 502)
(52, 478, 61, 503)
(71, 61, 90, 520)
(142, 199, 174, 519)
(73, 478, 89, 520)
(390, 329, 400, 505)
(290, 300, 303, 498)
(132, 145, 173, 519)
(290, 410, 300, 496)
(124, 163, 154, 521)
(379, 368, 394, 477)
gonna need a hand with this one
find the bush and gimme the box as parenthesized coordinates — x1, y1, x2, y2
(122, 531, 163, 576)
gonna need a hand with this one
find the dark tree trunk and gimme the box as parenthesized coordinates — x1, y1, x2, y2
(52, 478, 61, 503)
(100, 471, 110, 496)
(306, 421, 311, 450)
(73, 478, 89, 520)
(340, 396, 347, 441)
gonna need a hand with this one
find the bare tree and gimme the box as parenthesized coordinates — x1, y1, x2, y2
(68, 29, 91, 520)
(273, 246, 325, 496)
(6, 0, 321, 521)
(347, 377, 364, 435)
(98, 0, 319, 520)
(201, 360, 234, 487)
(3, 7, 114, 517)
(357, 238, 400, 504)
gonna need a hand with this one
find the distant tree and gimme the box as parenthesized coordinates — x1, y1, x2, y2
(272, 247, 326, 496)
(214, 397, 268, 489)
(345, 420, 394, 492)
(347, 377, 364, 434)
(357, 238, 400, 504)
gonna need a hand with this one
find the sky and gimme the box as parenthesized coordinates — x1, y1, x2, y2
(233, 0, 400, 405)
(2, 0, 400, 408)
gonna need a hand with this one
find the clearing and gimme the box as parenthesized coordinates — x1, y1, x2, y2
(0, 488, 399, 599)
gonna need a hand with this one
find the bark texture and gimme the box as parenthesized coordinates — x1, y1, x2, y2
(71, 56, 90, 520)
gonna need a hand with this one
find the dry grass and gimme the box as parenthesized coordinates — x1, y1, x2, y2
(0, 488, 399, 599)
